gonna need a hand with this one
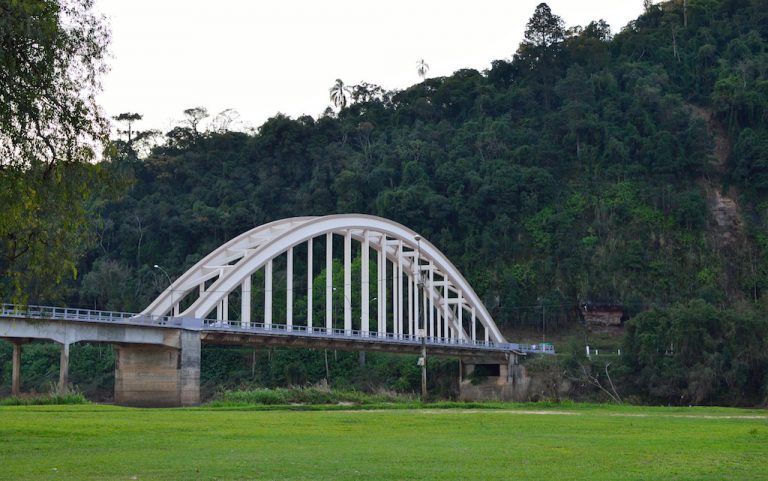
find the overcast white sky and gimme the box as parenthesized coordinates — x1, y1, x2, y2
(95, 0, 646, 134)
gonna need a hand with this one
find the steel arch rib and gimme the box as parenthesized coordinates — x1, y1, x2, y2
(140, 217, 318, 318)
(148, 214, 505, 343)
(142, 214, 506, 343)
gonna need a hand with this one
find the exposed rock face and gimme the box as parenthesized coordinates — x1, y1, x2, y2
(709, 189, 743, 242)
(689, 105, 744, 246)
(583, 307, 624, 327)
(688, 104, 749, 298)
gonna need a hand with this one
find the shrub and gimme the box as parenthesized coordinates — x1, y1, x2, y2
(0, 392, 89, 406)
(209, 386, 412, 407)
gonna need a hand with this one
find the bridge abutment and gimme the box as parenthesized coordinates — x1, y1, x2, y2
(114, 332, 200, 407)
(459, 354, 530, 402)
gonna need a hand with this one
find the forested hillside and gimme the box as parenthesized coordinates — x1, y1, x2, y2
(66, 0, 768, 331)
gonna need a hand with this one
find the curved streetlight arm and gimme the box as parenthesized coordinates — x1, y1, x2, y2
(154, 265, 175, 316)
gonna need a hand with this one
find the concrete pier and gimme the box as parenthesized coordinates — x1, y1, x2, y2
(114, 332, 200, 407)
(11, 341, 23, 396)
(179, 331, 201, 406)
(114, 344, 182, 407)
(58, 342, 70, 393)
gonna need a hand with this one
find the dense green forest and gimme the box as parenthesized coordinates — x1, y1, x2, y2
(3, 0, 768, 404)
(72, 0, 768, 320)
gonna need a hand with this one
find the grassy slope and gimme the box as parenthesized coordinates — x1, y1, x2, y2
(0, 404, 766, 480)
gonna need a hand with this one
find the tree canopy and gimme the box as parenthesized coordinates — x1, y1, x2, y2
(0, 0, 109, 170)
(0, 0, 110, 301)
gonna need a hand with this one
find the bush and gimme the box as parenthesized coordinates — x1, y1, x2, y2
(208, 386, 413, 407)
(621, 300, 768, 405)
(0, 392, 89, 406)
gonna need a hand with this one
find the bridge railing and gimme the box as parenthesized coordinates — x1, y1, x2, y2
(0, 303, 180, 328)
(0, 304, 555, 354)
(200, 319, 555, 354)
(2, 303, 135, 323)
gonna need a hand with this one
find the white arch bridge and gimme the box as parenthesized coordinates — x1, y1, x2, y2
(145, 214, 534, 350)
(1, 214, 553, 406)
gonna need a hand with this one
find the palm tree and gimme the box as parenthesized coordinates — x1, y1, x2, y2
(329, 79, 350, 110)
(417, 59, 429, 80)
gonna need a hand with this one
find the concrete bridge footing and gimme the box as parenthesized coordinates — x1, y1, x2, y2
(114, 332, 200, 407)
(458, 354, 530, 402)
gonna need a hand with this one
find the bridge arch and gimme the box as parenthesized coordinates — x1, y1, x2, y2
(142, 214, 506, 344)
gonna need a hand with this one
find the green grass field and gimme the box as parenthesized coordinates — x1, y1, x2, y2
(1, 404, 766, 480)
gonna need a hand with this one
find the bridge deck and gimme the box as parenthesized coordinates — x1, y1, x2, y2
(202, 326, 514, 359)
(0, 304, 555, 356)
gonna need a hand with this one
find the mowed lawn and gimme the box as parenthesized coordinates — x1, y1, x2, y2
(0, 404, 766, 480)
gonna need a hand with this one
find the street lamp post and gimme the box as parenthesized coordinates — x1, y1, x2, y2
(537, 296, 546, 345)
(415, 235, 427, 401)
(154, 264, 174, 317)
(332, 286, 354, 334)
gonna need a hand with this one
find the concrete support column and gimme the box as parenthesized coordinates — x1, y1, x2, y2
(58, 342, 70, 394)
(422, 284, 428, 337)
(407, 272, 413, 336)
(429, 269, 434, 338)
(416, 267, 422, 336)
(265, 259, 273, 327)
(241, 276, 251, 327)
(326, 233, 333, 333)
(397, 242, 403, 337)
(179, 331, 201, 406)
(391, 246, 397, 335)
(458, 294, 464, 341)
(361, 231, 369, 335)
(11, 341, 23, 396)
(344, 231, 352, 333)
(307, 238, 313, 331)
(378, 241, 386, 335)
(443, 284, 450, 340)
(287, 246, 293, 329)
(413, 272, 419, 334)
(499, 360, 509, 381)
